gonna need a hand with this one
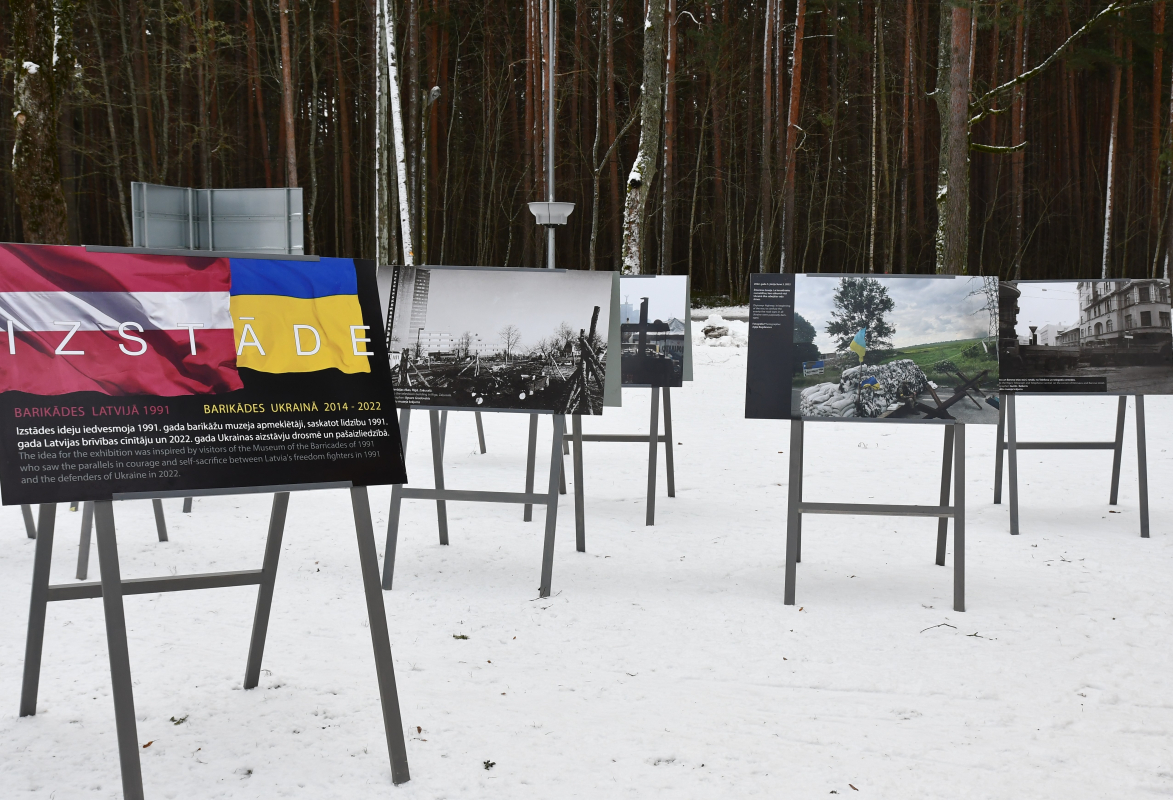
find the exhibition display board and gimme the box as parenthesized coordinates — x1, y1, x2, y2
(991, 279, 1167, 536)
(747, 273, 999, 423)
(0, 244, 407, 502)
(377, 266, 620, 597)
(379, 265, 621, 413)
(3, 245, 412, 797)
(746, 273, 973, 610)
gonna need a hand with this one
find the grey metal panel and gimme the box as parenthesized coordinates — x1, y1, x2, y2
(130, 182, 304, 254)
(46, 569, 264, 602)
(88, 245, 319, 261)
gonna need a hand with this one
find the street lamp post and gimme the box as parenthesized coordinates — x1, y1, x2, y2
(528, 0, 574, 268)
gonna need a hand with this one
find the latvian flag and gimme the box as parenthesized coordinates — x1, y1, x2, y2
(0, 244, 242, 396)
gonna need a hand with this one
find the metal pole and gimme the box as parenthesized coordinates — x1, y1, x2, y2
(21, 504, 37, 539)
(953, 424, 966, 613)
(539, 415, 565, 597)
(1136, 395, 1150, 538)
(20, 503, 56, 717)
(382, 407, 412, 590)
(646, 388, 660, 526)
(243, 492, 290, 689)
(572, 414, 585, 551)
(784, 421, 803, 605)
(475, 411, 487, 453)
(546, 0, 556, 269)
(1007, 393, 1019, 535)
(523, 414, 539, 521)
(350, 486, 412, 785)
(76, 501, 94, 580)
(936, 425, 954, 567)
(93, 500, 146, 800)
(429, 410, 449, 545)
(152, 498, 169, 542)
(663, 386, 676, 497)
(1110, 395, 1127, 504)
(993, 392, 1005, 504)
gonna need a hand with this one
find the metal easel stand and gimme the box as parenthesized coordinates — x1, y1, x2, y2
(438, 409, 488, 455)
(19, 485, 410, 797)
(785, 420, 966, 612)
(523, 386, 675, 551)
(74, 498, 171, 580)
(382, 407, 564, 597)
(21, 504, 37, 538)
(994, 392, 1149, 537)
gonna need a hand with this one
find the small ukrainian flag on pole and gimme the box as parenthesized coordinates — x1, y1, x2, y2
(849, 328, 867, 362)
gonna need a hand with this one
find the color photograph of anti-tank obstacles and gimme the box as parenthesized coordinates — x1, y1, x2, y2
(793, 275, 1000, 423)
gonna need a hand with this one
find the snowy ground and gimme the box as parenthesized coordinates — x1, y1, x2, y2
(2, 342, 1172, 799)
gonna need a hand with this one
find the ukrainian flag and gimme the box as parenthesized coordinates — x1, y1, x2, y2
(229, 257, 371, 374)
(848, 328, 867, 362)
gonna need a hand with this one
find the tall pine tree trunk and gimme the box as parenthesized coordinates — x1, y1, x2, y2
(1102, 30, 1123, 279)
(779, 0, 806, 273)
(620, 0, 667, 274)
(11, 0, 72, 243)
(277, 0, 298, 187)
(934, 1, 972, 275)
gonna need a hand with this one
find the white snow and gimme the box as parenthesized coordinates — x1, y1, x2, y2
(2, 349, 1172, 797)
(22, 61, 39, 75)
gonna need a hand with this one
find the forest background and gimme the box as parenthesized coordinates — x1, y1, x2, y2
(2, 1, 1170, 301)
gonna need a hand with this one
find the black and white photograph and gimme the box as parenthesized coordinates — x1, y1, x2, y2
(619, 275, 688, 387)
(384, 266, 616, 413)
(791, 274, 1000, 423)
(998, 280, 1173, 394)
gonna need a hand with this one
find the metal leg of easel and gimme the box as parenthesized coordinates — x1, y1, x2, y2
(76, 501, 94, 580)
(663, 386, 676, 498)
(243, 492, 290, 689)
(439, 410, 448, 454)
(93, 500, 147, 800)
(1007, 392, 1019, 535)
(382, 407, 412, 590)
(953, 424, 966, 613)
(646, 388, 661, 526)
(538, 415, 566, 598)
(1136, 395, 1150, 538)
(182, 497, 193, 513)
(559, 416, 568, 495)
(1109, 395, 1127, 505)
(572, 415, 585, 552)
(475, 411, 487, 454)
(152, 498, 169, 542)
(21, 504, 37, 539)
(993, 392, 1006, 504)
(523, 413, 539, 522)
(351, 485, 411, 784)
(20, 504, 57, 718)
(429, 410, 449, 545)
(936, 425, 955, 567)
(795, 423, 804, 564)
(784, 421, 804, 605)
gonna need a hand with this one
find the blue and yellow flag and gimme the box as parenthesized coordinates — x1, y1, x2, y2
(229, 257, 372, 374)
(848, 328, 867, 362)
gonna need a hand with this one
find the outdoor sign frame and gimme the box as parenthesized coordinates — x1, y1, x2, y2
(20, 485, 411, 798)
(382, 407, 568, 598)
(994, 392, 1150, 537)
(785, 420, 966, 612)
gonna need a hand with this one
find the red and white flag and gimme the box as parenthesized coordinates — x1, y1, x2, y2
(0, 244, 242, 396)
